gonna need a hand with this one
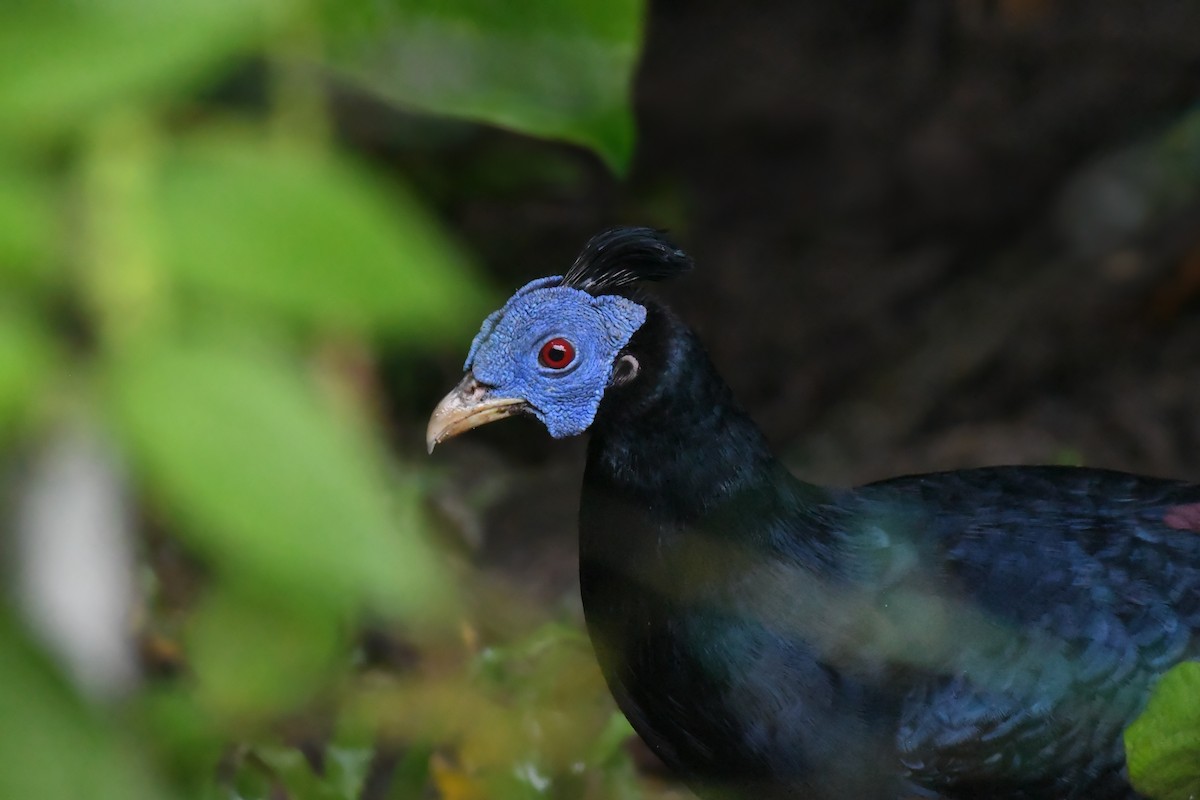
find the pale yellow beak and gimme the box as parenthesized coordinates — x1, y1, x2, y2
(426, 373, 529, 453)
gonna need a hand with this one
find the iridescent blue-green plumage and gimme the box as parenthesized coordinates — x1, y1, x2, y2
(443, 228, 1200, 800)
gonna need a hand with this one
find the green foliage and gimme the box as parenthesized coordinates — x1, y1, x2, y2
(158, 136, 487, 338)
(243, 744, 377, 800)
(0, 160, 58, 283)
(0, 0, 265, 140)
(0, 311, 55, 441)
(322, 0, 644, 173)
(186, 582, 344, 720)
(0, 0, 647, 798)
(1126, 662, 1200, 800)
(341, 622, 646, 800)
(0, 612, 164, 800)
(108, 337, 445, 614)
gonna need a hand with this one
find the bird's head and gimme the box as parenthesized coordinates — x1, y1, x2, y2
(426, 227, 692, 452)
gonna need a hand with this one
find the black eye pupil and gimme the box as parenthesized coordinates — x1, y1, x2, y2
(540, 337, 576, 368)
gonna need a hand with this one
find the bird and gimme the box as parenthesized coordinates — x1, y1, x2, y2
(426, 227, 1200, 800)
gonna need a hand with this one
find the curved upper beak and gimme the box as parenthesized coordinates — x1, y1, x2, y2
(426, 372, 529, 453)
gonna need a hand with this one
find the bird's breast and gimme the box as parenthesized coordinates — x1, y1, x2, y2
(577, 485, 905, 800)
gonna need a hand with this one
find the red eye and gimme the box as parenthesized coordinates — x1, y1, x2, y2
(539, 337, 576, 369)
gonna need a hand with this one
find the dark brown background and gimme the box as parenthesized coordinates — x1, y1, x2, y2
(375, 0, 1200, 608)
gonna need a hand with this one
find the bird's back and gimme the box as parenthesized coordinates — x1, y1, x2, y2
(854, 466, 1200, 798)
(585, 458, 1200, 799)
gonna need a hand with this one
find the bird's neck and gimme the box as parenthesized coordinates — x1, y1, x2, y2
(592, 360, 772, 513)
(583, 306, 838, 556)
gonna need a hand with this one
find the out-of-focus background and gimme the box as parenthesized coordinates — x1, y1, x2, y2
(2, 1, 1200, 798)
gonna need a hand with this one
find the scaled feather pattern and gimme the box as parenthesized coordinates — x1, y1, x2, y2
(463, 276, 646, 438)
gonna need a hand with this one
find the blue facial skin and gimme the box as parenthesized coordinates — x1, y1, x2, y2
(464, 276, 648, 438)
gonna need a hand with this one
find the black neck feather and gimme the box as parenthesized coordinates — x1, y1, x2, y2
(586, 302, 834, 535)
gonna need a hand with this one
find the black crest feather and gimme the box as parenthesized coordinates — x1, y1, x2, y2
(562, 227, 693, 293)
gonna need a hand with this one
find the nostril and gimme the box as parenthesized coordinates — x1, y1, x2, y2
(463, 374, 490, 401)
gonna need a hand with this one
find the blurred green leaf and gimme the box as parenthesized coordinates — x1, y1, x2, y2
(159, 136, 486, 339)
(588, 711, 636, 767)
(326, 746, 374, 800)
(454, 622, 631, 798)
(107, 336, 447, 616)
(0, 161, 57, 283)
(0, 311, 55, 439)
(137, 687, 226, 797)
(595, 756, 645, 800)
(244, 743, 373, 800)
(322, 0, 644, 173)
(0, 0, 267, 139)
(0, 613, 162, 800)
(1126, 661, 1200, 799)
(188, 583, 342, 720)
(386, 744, 435, 800)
